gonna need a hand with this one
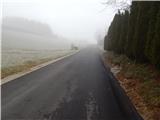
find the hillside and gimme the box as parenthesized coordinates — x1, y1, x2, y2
(2, 17, 71, 50)
(2, 17, 53, 36)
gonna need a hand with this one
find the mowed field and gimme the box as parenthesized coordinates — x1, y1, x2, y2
(2, 48, 74, 78)
(2, 48, 74, 68)
(2, 19, 74, 78)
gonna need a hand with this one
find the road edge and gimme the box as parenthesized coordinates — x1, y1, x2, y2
(99, 50, 143, 120)
(1, 50, 79, 85)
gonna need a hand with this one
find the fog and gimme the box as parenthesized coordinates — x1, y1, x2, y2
(2, 0, 117, 49)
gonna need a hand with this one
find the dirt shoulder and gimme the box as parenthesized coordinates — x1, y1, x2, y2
(103, 51, 160, 120)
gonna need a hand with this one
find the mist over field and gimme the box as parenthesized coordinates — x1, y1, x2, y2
(1, 17, 76, 77)
(1, 0, 115, 77)
(2, 17, 72, 50)
(2, 1, 160, 120)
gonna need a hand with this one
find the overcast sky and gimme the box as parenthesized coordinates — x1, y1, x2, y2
(2, 0, 117, 44)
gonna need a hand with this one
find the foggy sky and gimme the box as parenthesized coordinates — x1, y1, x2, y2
(2, 0, 117, 44)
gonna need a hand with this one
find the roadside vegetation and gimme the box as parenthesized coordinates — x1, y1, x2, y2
(1, 49, 75, 79)
(104, 1, 160, 69)
(103, 1, 160, 120)
(2, 17, 77, 79)
(2, 58, 52, 78)
(103, 51, 160, 120)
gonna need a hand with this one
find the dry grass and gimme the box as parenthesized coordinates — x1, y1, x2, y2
(1, 58, 53, 79)
(2, 49, 75, 79)
(103, 51, 160, 120)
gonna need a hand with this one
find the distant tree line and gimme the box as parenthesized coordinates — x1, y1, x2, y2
(2, 17, 54, 36)
(104, 1, 160, 69)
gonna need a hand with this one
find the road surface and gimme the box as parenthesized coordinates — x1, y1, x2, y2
(2, 46, 141, 120)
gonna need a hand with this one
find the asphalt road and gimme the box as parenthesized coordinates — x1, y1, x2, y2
(2, 46, 141, 120)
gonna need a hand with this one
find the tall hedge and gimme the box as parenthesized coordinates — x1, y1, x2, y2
(104, 1, 160, 68)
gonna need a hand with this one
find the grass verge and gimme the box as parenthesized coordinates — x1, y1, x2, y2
(1, 58, 53, 79)
(103, 51, 160, 120)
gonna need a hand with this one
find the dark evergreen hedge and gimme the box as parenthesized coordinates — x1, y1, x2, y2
(104, 1, 160, 69)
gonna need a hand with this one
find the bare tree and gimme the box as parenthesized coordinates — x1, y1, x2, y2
(101, 0, 131, 12)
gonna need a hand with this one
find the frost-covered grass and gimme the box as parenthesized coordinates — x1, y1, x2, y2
(2, 48, 75, 78)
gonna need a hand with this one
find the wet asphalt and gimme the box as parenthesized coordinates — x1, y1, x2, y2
(2, 46, 139, 120)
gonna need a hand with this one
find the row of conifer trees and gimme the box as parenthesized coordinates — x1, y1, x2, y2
(104, 1, 160, 68)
